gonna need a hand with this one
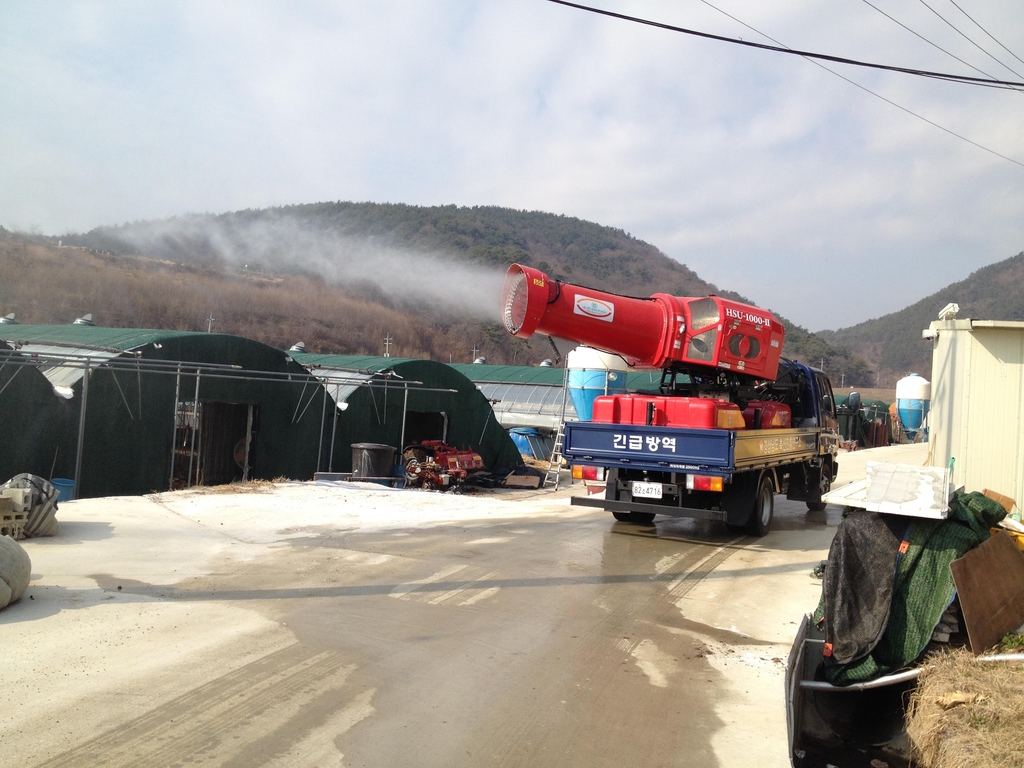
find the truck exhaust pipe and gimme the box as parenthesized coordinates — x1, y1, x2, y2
(501, 264, 785, 380)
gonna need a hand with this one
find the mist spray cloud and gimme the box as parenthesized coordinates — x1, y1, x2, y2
(105, 210, 508, 321)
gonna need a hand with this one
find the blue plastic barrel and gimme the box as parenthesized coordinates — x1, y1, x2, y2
(51, 477, 75, 502)
(509, 427, 540, 458)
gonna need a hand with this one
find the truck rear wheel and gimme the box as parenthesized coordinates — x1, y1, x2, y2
(746, 474, 774, 537)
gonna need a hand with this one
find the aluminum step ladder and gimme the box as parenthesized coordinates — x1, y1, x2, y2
(544, 421, 566, 489)
(544, 367, 571, 489)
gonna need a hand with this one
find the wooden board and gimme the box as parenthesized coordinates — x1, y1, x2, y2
(950, 531, 1024, 653)
(983, 488, 1018, 516)
(504, 474, 541, 488)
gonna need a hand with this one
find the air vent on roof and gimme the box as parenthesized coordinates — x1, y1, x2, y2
(289, 342, 307, 353)
(0, 312, 17, 324)
(73, 313, 96, 326)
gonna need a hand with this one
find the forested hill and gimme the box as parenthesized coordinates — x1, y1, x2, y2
(8, 203, 870, 381)
(817, 251, 1024, 382)
(61, 202, 727, 299)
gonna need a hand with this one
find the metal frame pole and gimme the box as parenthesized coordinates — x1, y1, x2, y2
(136, 355, 143, 420)
(316, 381, 327, 472)
(169, 364, 182, 490)
(187, 369, 201, 488)
(328, 383, 340, 472)
(72, 362, 90, 500)
(243, 404, 254, 482)
(399, 386, 409, 455)
(0, 365, 23, 400)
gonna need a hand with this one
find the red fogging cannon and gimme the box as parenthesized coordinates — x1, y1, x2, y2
(501, 264, 785, 380)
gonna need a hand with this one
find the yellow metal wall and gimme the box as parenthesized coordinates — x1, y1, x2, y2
(929, 320, 1024, 514)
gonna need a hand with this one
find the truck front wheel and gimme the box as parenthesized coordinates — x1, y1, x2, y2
(746, 474, 775, 537)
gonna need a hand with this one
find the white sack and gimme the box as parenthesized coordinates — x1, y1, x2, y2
(0, 534, 31, 609)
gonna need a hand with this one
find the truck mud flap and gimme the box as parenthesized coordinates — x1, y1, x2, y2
(570, 496, 727, 522)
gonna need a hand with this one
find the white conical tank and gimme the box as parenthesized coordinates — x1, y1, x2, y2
(896, 373, 931, 401)
(896, 373, 931, 437)
(566, 346, 630, 421)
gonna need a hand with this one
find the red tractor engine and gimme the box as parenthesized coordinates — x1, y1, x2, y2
(502, 264, 785, 380)
(403, 440, 485, 490)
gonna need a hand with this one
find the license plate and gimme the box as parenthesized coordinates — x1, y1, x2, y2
(631, 481, 663, 500)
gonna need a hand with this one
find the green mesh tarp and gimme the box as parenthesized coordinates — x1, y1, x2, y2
(814, 491, 1006, 685)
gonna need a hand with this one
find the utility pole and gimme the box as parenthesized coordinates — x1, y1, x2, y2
(384, 333, 393, 358)
(471, 344, 479, 360)
(207, 314, 215, 333)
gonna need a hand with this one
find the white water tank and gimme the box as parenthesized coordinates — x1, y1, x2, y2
(565, 346, 630, 421)
(895, 373, 931, 437)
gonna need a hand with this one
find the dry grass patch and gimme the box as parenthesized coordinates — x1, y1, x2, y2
(906, 647, 1024, 767)
(185, 480, 283, 495)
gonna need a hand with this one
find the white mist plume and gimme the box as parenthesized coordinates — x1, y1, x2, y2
(110, 211, 508, 320)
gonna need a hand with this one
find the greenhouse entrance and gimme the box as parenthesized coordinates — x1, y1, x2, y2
(173, 401, 259, 488)
(403, 411, 447, 446)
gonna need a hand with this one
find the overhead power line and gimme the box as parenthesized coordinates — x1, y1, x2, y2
(547, 0, 1024, 168)
(921, 0, 1024, 78)
(689, 0, 1024, 170)
(946, 0, 1024, 68)
(546, 0, 1024, 90)
(858, 0, 1009, 82)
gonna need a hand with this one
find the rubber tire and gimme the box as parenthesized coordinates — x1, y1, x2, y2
(404, 458, 423, 486)
(612, 511, 657, 525)
(746, 474, 775, 537)
(806, 461, 832, 512)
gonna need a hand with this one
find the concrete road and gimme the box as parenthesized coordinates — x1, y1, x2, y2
(1, 444, 928, 767)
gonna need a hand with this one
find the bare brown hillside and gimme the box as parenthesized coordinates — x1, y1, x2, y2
(0, 236, 547, 363)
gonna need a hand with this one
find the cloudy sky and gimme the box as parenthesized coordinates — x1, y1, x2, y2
(2, 0, 1022, 330)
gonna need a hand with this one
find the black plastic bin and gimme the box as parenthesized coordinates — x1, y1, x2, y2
(351, 443, 397, 480)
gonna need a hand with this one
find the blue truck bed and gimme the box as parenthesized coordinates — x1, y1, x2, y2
(562, 420, 820, 477)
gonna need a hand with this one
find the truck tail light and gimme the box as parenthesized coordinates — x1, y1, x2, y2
(572, 465, 605, 481)
(686, 475, 723, 492)
(716, 407, 747, 430)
